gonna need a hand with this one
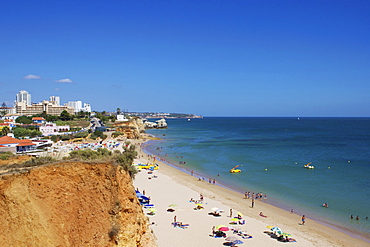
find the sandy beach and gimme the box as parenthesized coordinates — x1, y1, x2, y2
(131, 137, 369, 247)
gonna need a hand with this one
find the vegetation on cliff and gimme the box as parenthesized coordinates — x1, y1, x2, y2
(0, 152, 14, 160)
(1, 143, 138, 179)
(65, 145, 138, 178)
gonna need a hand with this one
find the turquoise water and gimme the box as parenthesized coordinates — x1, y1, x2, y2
(144, 117, 370, 239)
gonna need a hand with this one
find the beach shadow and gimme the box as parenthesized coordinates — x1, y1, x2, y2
(208, 212, 221, 217)
(263, 231, 279, 240)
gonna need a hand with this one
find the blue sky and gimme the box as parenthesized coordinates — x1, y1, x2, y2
(1, 0, 369, 117)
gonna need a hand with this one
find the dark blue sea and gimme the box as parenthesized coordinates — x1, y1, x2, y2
(144, 117, 370, 239)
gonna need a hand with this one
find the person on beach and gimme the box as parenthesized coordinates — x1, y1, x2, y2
(174, 215, 177, 223)
(229, 209, 233, 218)
(291, 209, 294, 214)
(251, 198, 255, 208)
(356, 215, 359, 220)
(302, 215, 306, 225)
(350, 214, 353, 219)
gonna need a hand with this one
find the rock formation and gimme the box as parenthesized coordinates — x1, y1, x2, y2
(113, 118, 145, 139)
(0, 162, 156, 246)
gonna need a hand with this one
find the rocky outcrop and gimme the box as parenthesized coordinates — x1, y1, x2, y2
(0, 162, 156, 247)
(113, 118, 145, 139)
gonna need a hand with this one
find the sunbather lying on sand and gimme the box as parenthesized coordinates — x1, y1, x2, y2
(259, 212, 267, 217)
(172, 222, 189, 229)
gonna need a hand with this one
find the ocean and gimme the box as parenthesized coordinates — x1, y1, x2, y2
(144, 117, 370, 240)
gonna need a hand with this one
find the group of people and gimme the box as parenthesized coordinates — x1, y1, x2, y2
(350, 215, 368, 220)
(244, 191, 267, 200)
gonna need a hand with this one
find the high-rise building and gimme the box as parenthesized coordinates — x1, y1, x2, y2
(16, 90, 31, 105)
(83, 103, 91, 113)
(66, 101, 83, 113)
(49, 96, 60, 106)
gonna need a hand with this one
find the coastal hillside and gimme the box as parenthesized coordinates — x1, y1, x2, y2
(0, 162, 156, 246)
(113, 118, 145, 139)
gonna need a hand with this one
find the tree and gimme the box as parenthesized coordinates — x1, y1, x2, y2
(46, 115, 59, 122)
(1, 126, 10, 136)
(60, 110, 72, 121)
(12, 127, 29, 138)
(76, 110, 87, 119)
(117, 108, 121, 114)
(51, 135, 59, 142)
(16, 115, 32, 124)
(12, 127, 41, 138)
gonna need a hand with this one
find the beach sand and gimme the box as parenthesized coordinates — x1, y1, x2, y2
(130, 137, 369, 247)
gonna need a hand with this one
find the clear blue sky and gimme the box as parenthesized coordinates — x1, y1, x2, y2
(1, 0, 369, 117)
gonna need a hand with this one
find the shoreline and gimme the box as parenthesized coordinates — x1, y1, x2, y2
(132, 136, 370, 246)
(142, 139, 370, 243)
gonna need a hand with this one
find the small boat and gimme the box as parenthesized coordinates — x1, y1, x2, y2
(304, 162, 314, 169)
(230, 165, 242, 173)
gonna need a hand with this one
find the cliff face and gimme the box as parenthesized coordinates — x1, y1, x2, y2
(0, 162, 156, 247)
(113, 118, 145, 139)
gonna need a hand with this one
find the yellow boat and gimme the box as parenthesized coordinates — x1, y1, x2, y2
(230, 165, 242, 173)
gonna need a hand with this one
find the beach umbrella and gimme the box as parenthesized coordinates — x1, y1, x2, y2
(148, 208, 157, 212)
(211, 207, 219, 211)
(230, 218, 239, 221)
(237, 212, 243, 217)
(168, 204, 177, 208)
(266, 225, 274, 229)
(281, 232, 291, 237)
(218, 227, 229, 231)
(270, 227, 282, 234)
(216, 225, 227, 230)
(225, 236, 239, 242)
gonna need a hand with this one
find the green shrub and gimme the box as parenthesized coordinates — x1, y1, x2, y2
(61, 135, 71, 141)
(51, 135, 59, 142)
(0, 151, 14, 160)
(68, 149, 100, 160)
(90, 130, 107, 140)
(22, 156, 56, 167)
(112, 131, 123, 138)
(74, 131, 89, 138)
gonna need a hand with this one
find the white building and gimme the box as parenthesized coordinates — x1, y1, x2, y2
(116, 114, 128, 121)
(16, 90, 31, 105)
(83, 103, 91, 113)
(49, 96, 60, 106)
(66, 101, 83, 113)
(39, 122, 70, 136)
